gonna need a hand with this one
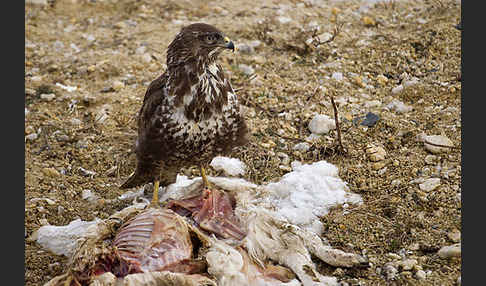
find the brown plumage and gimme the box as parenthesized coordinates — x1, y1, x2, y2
(121, 23, 249, 203)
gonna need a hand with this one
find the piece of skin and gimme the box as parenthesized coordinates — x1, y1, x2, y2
(168, 189, 246, 241)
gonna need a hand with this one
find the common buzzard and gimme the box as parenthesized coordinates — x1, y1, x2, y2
(121, 23, 249, 206)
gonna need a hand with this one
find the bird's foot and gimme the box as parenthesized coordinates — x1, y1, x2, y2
(149, 180, 161, 208)
(199, 165, 213, 190)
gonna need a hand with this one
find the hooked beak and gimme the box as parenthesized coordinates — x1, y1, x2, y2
(223, 36, 235, 52)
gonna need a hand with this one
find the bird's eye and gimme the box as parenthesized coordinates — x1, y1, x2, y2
(205, 35, 217, 43)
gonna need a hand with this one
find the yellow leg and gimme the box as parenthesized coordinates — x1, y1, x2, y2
(63, 275, 72, 286)
(200, 165, 212, 189)
(151, 180, 160, 207)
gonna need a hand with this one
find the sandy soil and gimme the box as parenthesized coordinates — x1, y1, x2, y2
(25, 0, 461, 285)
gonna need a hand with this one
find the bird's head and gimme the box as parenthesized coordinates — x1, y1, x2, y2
(167, 23, 235, 68)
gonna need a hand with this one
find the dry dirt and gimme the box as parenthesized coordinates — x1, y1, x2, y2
(25, 0, 461, 285)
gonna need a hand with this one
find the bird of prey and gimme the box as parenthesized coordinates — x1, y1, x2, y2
(121, 23, 249, 206)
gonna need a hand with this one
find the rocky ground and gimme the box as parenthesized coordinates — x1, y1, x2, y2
(25, 0, 461, 285)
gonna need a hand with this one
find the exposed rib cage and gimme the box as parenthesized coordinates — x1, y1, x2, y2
(113, 208, 193, 273)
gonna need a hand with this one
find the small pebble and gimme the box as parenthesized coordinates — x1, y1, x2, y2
(135, 45, 146, 54)
(385, 99, 413, 113)
(387, 253, 401, 260)
(277, 152, 290, 165)
(44, 198, 56, 205)
(360, 112, 380, 127)
(419, 178, 441, 192)
(306, 133, 321, 142)
(331, 72, 343, 81)
(364, 100, 382, 109)
(362, 16, 376, 26)
(56, 134, 70, 142)
(237, 41, 261, 54)
(42, 168, 60, 178)
(293, 142, 310, 152)
(279, 165, 292, 172)
(56, 83, 77, 92)
(391, 179, 402, 186)
(70, 43, 80, 53)
(392, 85, 404, 94)
(377, 167, 387, 175)
(316, 32, 332, 43)
(141, 53, 152, 63)
(83, 34, 95, 42)
(40, 93, 56, 101)
(408, 242, 420, 251)
(112, 80, 125, 91)
(78, 167, 96, 177)
(25, 125, 35, 134)
(437, 243, 461, 259)
(447, 229, 461, 243)
(70, 118, 82, 125)
(238, 64, 254, 76)
(372, 161, 386, 170)
(25, 133, 38, 142)
(422, 135, 454, 153)
(237, 43, 254, 54)
(403, 77, 419, 88)
(398, 259, 417, 271)
(277, 16, 291, 24)
(366, 145, 386, 162)
(376, 74, 388, 85)
(415, 270, 427, 280)
(384, 263, 398, 280)
(308, 114, 336, 134)
(81, 189, 98, 202)
(114, 21, 127, 29)
(424, 155, 438, 165)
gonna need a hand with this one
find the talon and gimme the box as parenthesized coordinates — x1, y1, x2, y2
(150, 180, 160, 207)
(199, 165, 212, 190)
(63, 275, 72, 286)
